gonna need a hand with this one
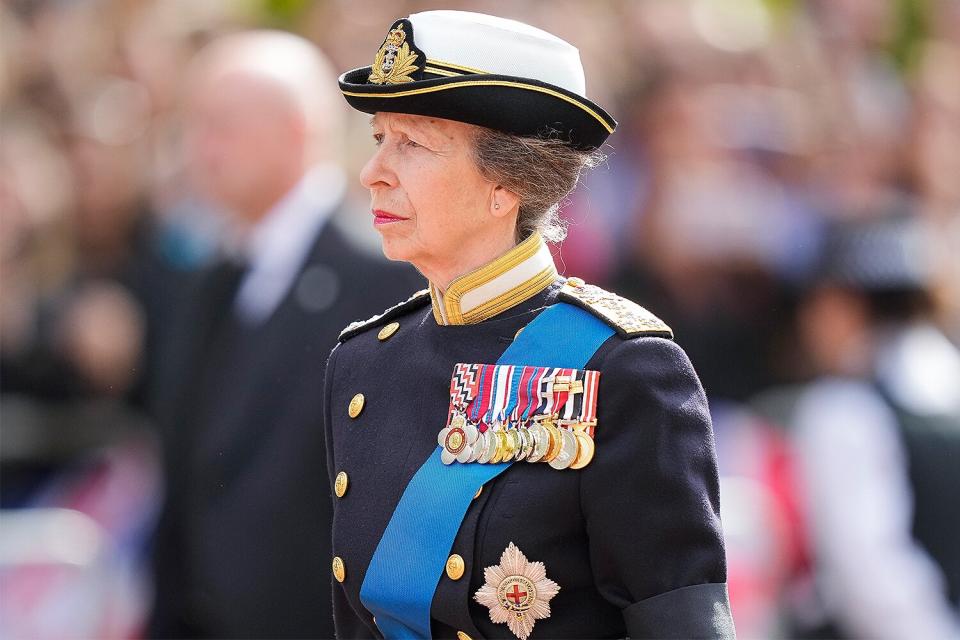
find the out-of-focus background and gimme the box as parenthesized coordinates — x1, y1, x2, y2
(1, 0, 958, 638)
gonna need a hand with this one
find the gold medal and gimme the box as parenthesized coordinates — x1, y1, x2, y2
(541, 422, 563, 463)
(504, 429, 521, 461)
(569, 429, 595, 469)
(490, 429, 509, 464)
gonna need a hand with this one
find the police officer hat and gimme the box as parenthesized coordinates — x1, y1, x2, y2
(338, 10, 616, 150)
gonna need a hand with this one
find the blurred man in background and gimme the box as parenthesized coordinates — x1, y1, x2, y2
(148, 31, 421, 639)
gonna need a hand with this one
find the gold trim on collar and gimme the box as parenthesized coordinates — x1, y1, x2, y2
(429, 233, 558, 325)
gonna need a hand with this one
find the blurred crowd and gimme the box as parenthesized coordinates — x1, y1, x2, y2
(1, 0, 958, 638)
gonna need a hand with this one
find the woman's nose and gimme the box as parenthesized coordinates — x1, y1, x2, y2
(359, 146, 396, 190)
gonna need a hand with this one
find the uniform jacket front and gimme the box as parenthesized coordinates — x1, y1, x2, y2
(323, 235, 734, 639)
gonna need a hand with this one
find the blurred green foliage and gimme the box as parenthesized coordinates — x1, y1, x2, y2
(253, 0, 316, 30)
(890, 0, 931, 74)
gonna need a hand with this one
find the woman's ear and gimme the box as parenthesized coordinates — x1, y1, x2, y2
(490, 185, 520, 218)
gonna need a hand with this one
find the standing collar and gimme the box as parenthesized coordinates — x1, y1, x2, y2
(430, 232, 558, 325)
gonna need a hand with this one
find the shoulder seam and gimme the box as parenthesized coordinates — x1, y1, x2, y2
(338, 288, 431, 342)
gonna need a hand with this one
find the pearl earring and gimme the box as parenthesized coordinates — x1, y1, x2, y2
(494, 202, 500, 210)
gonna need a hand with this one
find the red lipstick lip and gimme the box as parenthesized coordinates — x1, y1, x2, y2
(372, 209, 407, 225)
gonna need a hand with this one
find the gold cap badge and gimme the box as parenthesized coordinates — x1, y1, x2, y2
(368, 22, 420, 85)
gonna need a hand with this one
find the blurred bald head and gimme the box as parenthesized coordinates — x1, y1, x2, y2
(184, 30, 342, 223)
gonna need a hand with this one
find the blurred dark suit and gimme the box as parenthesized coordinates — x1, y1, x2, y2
(149, 218, 421, 639)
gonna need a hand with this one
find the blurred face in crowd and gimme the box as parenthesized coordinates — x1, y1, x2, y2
(68, 136, 143, 255)
(185, 71, 306, 223)
(360, 112, 518, 288)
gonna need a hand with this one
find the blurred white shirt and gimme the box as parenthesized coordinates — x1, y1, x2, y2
(793, 348, 960, 639)
(232, 164, 346, 325)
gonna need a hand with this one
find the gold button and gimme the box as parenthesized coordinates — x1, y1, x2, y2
(348, 393, 365, 418)
(473, 485, 483, 500)
(446, 554, 465, 580)
(457, 632, 473, 640)
(378, 321, 400, 341)
(332, 556, 345, 582)
(566, 276, 585, 288)
(334, 471, 349, 498)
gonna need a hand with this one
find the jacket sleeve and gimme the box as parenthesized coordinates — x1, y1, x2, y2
(580, 336, 735, 639)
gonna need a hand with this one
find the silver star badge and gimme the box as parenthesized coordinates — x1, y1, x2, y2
(474, 542, 560, 639)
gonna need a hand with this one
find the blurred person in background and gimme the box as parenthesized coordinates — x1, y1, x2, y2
(148, 30, 421, 639)
(1, 3, 192, 635)
(787, 214, 960, 639)
(609, 65, 812, 403)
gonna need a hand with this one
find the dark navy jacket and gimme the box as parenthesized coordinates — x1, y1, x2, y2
(324, 278, 734, 639)
(149, 221, 422, 639)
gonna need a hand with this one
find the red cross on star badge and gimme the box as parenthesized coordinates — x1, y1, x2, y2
(474, 542, 560, 639)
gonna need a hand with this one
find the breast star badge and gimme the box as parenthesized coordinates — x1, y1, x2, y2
(474, 542, 560, 640)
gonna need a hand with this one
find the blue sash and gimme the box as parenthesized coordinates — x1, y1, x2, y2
(359, 302, 614, 638)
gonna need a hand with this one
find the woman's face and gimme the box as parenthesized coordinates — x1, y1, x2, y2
(360, 113, 502, 272)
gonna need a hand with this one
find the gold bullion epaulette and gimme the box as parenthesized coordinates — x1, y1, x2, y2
(558, 278, 673, 339)
(338, 288, 431, 342)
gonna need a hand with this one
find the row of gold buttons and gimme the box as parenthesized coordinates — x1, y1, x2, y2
(334, 317, 478, 640)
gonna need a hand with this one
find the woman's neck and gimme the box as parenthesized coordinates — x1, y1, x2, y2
(419, 232, 517, 293)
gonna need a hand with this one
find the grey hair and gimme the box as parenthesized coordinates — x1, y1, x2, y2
(471, 127, 605, 243)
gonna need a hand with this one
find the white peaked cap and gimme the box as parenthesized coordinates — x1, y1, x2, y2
(338, 10, 615, 150)
(408, 10, 587, 97)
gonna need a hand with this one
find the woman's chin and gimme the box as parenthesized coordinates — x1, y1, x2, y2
(378, 237, 414, 263)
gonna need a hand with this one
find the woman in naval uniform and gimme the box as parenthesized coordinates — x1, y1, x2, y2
(324, 10, 734, 640)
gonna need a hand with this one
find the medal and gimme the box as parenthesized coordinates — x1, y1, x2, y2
(474, 542, 559, 640)
(548, 427, 579, 470)
(489, 429, 508, 464)
(468, 430, 487, 463)
(438, 410, 479, 465)
(504, 429, 521, 461)
(569, 428, 595, 469)
(478, 428, 498, 464)
(526, 423, 549, 463)
(442, 363, 601, 470)
(540, 420, 563, 463)
(514, 427, 531, 461)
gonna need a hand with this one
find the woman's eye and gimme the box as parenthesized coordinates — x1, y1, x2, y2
(372, 133, 384, 146)
(405, 138, 422, 148)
